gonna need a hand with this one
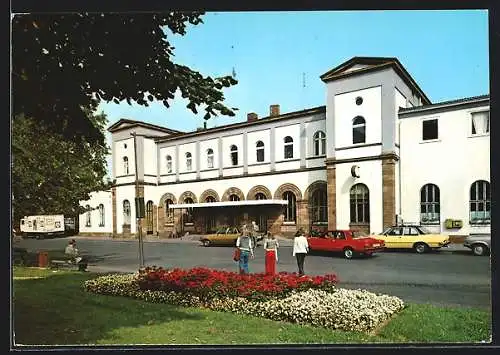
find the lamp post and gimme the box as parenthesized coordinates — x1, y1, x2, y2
(131, 131, 145, 268)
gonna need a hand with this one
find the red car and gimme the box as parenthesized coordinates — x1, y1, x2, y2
(307, 230, 385, 259)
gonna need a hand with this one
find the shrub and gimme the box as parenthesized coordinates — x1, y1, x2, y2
(136, 266, 338, 301)
(85, 270, 405, 333)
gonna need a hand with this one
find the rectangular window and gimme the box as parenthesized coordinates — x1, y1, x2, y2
(207, 156, 214, 168)
(256, 149, 264, 162)
(167, 161, 172, 173)
(471, 111, 489, 135)
(422, 119, 438, 141)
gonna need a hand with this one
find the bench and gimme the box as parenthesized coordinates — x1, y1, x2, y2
(50, 259, 79, 270)
(13, 248, 28, 266)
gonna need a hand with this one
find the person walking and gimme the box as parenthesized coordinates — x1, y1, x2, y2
(292, 229, 309, 276)
(263, 231, 279, 275)
(236, 230, 254, 274)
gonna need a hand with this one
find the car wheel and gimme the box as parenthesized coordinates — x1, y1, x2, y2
(472, 244, 488, 256)
(343, 247, 354, 259)
(202, 239, 211, 247)
(414, 242, 428, 254)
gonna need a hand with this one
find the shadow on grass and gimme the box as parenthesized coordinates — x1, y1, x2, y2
(12, 269, 203, 346)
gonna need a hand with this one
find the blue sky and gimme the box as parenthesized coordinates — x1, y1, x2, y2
(98, 10, 489, 173)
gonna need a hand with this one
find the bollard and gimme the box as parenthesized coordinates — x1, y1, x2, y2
(38, 251, 49, 268)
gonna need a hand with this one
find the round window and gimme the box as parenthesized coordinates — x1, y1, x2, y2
(355, 97, 363, 105)
(124, 143, 127, 149)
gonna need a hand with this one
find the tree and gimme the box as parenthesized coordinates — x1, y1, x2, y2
(11, 111, 110, 224)
(12, 12, 238, 146)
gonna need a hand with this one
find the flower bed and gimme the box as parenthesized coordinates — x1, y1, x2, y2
(137, 266, 339, 301)
(84, 267, 405, 333)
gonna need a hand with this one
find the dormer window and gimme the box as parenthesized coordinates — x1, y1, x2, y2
(352, 116, 366, 144)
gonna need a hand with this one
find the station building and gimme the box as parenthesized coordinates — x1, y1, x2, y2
(78, 57, 490, 240)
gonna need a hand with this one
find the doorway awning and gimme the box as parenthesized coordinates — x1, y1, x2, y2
(169, 199, 288, 209)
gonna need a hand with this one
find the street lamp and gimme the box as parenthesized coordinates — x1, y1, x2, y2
(131, 131, 145, 268)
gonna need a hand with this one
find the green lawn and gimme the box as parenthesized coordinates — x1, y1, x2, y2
(11, 267, 491, 345)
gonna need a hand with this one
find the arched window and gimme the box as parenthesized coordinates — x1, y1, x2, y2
(206, 196, 216, 203)
(470, 180, 491, 223)
(255, 192, 267, 200)
(123, 200, 131, 225)
(350, 184, 369, 223)
(85, 204, 91, 227)
(165, 199, 173, 223)
(123, 156, 129, 175)
(313, 131, 326, 156)
(420, 184, 440, 224)
(230, 145, 238, 166)
(229, 194, 240, 201)
(186, 152, 192, 171)
(311, 188, 327, 224)
(352, 116, 366, 144)
(184, 197, 194, 224)
(146, 201, 153, 234)
(166, 155, 172, 173)
(283, 191, 296, 222)
(256, 141, 265, 162)
(98, 204, 105, 227)
(207, 149, 214, 169)
(284, 136, 293, 159)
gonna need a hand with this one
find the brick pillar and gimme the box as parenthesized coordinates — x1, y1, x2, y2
(268, 211, 284, 236)
(382, 156, 397, 231)
(153, 205, 157, 235)
(173, 209, 182, 237)
(111, 186, 117, 238)
(296, 200, 309, 233)
(326, 162, 337, 230)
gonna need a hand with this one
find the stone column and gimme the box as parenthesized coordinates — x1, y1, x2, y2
(296, 200, 309, 233)
(326, 161, 337, 230)
(382, 155, 397, 231)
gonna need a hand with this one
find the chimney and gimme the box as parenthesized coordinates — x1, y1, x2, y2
(270, 104, 280, 117)
(247, 112, 258, 122)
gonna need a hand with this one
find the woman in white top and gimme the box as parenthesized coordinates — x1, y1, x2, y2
(263, 231, 279, 275)
(292, 228, 309, 276)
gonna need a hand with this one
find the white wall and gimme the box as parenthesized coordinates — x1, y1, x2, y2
(222, 134, 244, 167)
(395, 88, 407, 146)
(159, 146, 176, 175)
(400, 105, 490, 235)
(148, 169, 327, 206)
(115, 185, 136, 234)
(275, 124, 300, 161)
(335, 160, 383, 234)
(247, 129, 271, 165)
(199, 138, 219, 171)
(305, 120, 327, 157)
(334, 86, 382, 149)
(143, 138, 157, 176)
(178, 142, 196, 173)
(114, 137, 135, 177)
(79, 191, 113, 233)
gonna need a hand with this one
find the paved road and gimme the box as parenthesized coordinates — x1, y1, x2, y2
(14, 236, 491, 309)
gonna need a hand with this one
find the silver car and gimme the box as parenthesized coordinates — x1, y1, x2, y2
(463, 234, 491, 256)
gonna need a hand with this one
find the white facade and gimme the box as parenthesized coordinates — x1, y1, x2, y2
(79, 57, 489, 238)
(79, 190, 113, 234)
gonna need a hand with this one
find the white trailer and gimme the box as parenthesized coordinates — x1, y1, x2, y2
(20, 215, 66, 239)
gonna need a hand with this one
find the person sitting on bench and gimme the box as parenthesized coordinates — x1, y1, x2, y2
(64, 239, 88, 271)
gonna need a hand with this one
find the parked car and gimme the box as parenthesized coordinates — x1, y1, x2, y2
(307, 229, 385, 259)
(463, 234, 490, 256)
(199, 227, 241, 247)
(368, 225, 450, 254)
